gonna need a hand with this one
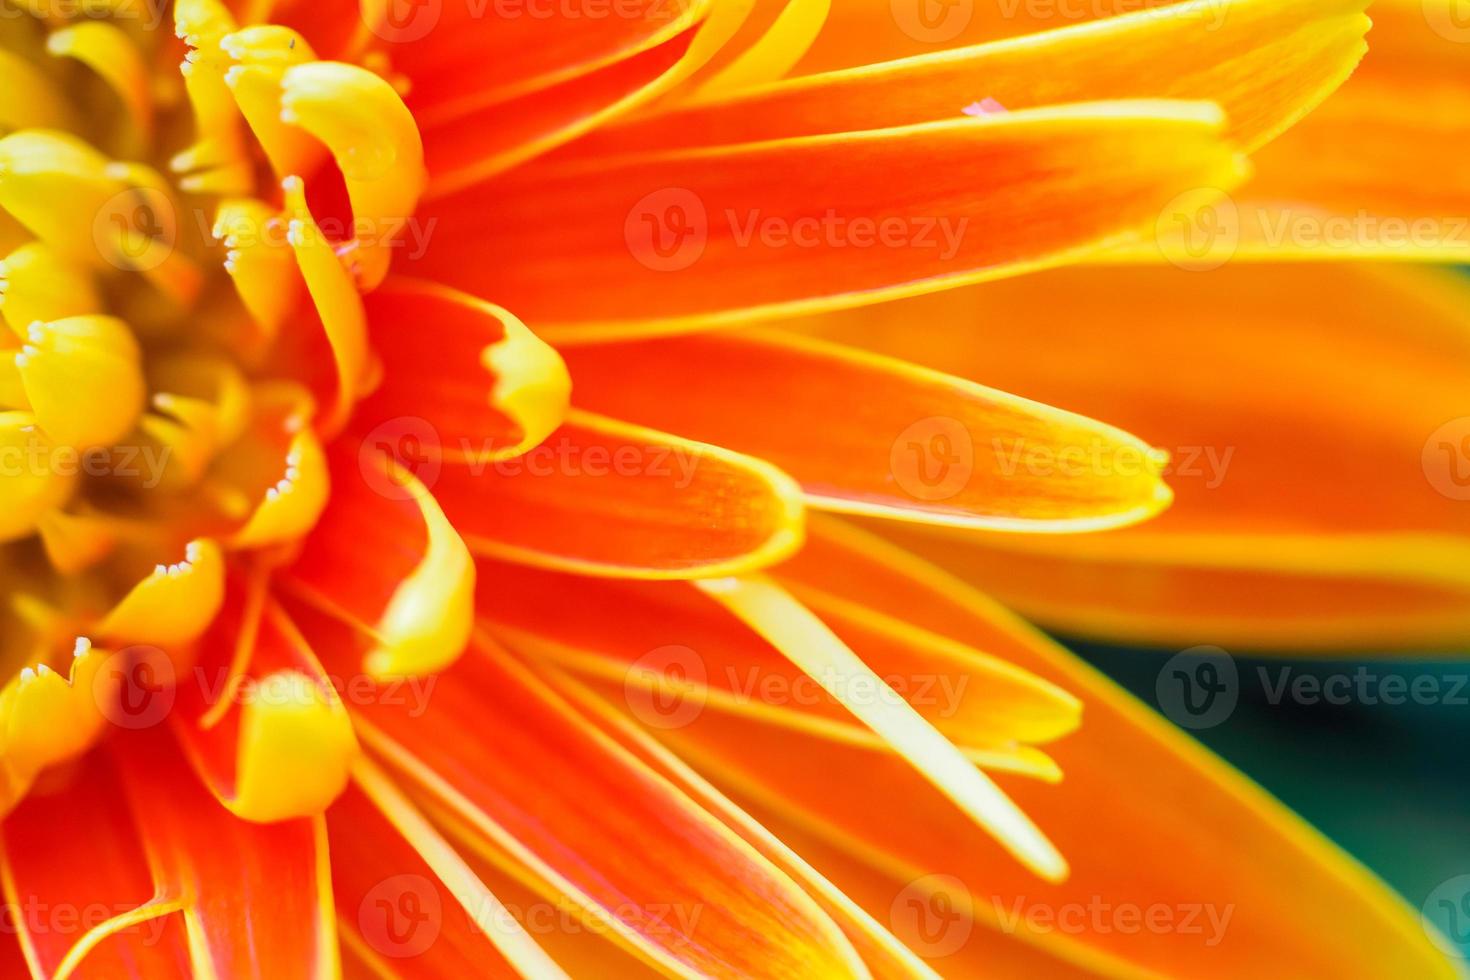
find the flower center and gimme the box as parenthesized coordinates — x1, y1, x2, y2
(0, 0, 424, 802)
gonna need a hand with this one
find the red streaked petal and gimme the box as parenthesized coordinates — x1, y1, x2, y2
(429, 410, 805, 579)
(1, 752, 191, 980)
(539, 666, 945, 980)
(294, 606, 869, 979)
(112, 734, 341, 979)
(408, 102, 1245, 333)
(329, 784, 539, 979)
(422, 21, 703, 195)
(356, 277, 569, 466)
(563, 329, 1171, 531)
(360, 0, 703, 119)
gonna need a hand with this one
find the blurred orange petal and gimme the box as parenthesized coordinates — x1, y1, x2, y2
(786, 264, 1470, 649)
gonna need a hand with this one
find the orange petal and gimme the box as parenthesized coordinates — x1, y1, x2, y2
(786, 264, 1470, 649)
(538, 665, 943, 980)
(795, 0, 1165, 72)
(1223, 0, 1470, 261)
(426, 410, 805, 579)
(422, 19, 705, 195)
(366, 0, 704, 112)
(335, 758, 567, 980)
(578, 0, 1367, 157)
(284, 447, 476, 679)
(408, 101, 1246, 333)
(170, 582, 359, 821)
(293, 610, 870, 979)
(113, 734, 341, 978)
(563, 329, 1171, 531)
(473, 556, 1076, 767)
(672, 516, 1461, 977)
(1, 752, 191, 980)
(355, 276, 570, 467)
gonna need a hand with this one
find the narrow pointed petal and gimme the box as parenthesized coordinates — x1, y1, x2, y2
(430, 410, 805, 579)
(576, 0, 1368, 157)
(788, 264, 1470, 649)
(345, 761, 571, 978)
(676, 516, 1460, 977)
(540, 667, 946, 980)
(475, 556, 1076, 771)
(409, 102, 1246, 333)
(293, 607, 870, 979)
(563, 330, 1171, 531)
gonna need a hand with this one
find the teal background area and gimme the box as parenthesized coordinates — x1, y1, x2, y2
(1077, 646, 1470, 960)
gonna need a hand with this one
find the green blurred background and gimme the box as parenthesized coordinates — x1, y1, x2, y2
(1078, 645, 1470, 959)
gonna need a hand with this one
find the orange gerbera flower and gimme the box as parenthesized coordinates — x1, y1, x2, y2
(0, 0, 1457, 977)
